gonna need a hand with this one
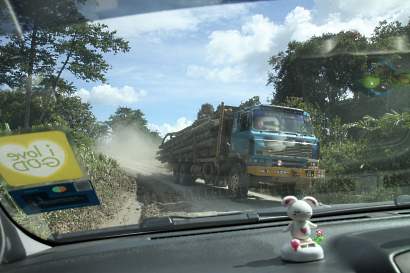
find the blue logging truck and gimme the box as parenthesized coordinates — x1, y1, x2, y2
(158, 103, 323, 197)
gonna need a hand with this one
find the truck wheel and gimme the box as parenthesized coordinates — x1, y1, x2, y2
(276, 183, 296, 197)
(173, 168, 180, 184)
(204, 175, 217, 185)
(179, 165, 195, 186)
(228, 165, 249, 198)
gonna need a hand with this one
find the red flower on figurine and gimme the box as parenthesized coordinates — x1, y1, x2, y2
(290, 239, 300, 251)
(315, 229, 324, 237)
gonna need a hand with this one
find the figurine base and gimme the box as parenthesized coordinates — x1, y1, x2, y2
(280, 241, 324, 262)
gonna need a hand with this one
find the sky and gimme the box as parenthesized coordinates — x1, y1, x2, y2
(69, 0, 410, 136)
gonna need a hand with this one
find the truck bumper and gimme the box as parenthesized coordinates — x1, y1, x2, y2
(246, 166, 324, 179)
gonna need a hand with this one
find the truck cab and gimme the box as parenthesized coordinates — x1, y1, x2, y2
(230, 105, 322, 190)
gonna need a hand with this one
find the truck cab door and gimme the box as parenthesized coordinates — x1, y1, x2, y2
(230, 111, 251, 157)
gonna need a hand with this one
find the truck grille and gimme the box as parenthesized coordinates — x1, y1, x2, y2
(263, 141, 313, 158)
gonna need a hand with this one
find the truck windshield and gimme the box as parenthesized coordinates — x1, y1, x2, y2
(253, 109, 314, 135)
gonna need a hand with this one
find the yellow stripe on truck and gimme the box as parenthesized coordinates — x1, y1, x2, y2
(246, 166, 321, 178)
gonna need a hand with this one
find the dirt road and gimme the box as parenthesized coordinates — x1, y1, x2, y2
(97, 131, 282, 223)
(126, 167, 282, 219)
(104, 159, 283, 225)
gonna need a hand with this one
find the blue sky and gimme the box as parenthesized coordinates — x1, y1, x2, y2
(69, 0, 410, 136)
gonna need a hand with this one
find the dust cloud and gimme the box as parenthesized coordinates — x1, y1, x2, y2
(96, 127, 168, 176)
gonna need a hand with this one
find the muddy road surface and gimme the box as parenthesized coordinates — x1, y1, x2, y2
(125, 168, 283, 219)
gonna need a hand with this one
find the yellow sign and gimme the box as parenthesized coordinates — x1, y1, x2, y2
(0, 131, 84, 187)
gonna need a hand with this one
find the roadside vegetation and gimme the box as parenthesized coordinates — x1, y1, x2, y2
(0, 0, 160, 238)
(267, 20, 410, 203)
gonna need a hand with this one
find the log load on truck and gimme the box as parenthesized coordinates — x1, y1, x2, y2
(157, 103, 324, 197)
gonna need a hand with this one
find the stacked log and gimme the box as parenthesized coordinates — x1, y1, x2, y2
(158, 118, 220, 163)
(157, 104, 236, 164)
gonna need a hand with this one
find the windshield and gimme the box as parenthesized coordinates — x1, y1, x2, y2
(253, 109, 314, 135)
(1, 0, 410, 242)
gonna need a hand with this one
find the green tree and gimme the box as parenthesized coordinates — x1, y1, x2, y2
(268, 31, 369, 111)
(0, 88, 45, 128)
(371, 20, 409, 49)
(0, 0, 130, 128)
(107, 107, 161, 142)
(197, 103, 214, 120)
(0, 88, 104, 146)
(107, 107, 149, 132)
(268, 20, 410, 122)
(54, 96, 100, 137)
(239, 96, 261, 108)
(321, 111, 410, 176)
(93, 122, 110, 140)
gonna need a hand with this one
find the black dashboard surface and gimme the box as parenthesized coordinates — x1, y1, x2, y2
(2, 212, 410, 273)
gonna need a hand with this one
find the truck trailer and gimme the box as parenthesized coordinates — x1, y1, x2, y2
(157, 103, 323, 197)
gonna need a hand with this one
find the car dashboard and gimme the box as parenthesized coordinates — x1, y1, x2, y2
(2, 208, 410, 273)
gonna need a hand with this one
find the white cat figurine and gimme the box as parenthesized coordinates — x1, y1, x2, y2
(280, 195, 324, 262)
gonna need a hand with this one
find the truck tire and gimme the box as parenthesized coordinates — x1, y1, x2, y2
(228, 165, 249, 198)
(276, 183, 296, 197)
(204, 175, 217, 185)
(179, 165, 195, 186)
(173, 168, 180, 184)
(203, 164, 217, 185)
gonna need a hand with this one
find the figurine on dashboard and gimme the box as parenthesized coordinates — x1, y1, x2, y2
(280, 196, 324, 262)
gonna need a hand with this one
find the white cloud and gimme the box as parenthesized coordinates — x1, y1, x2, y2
(188, 1, 410, 83)
(195, 4, 250, 21)
(148, 117, 192, 137)
(207, 14, 277, 65)
(100, 3, 251, 39)
(186, 14, 278, 83)
(185, 14, 278, 83)
(101, 10, 199, 38)
(279, 7, 374, 42)
(77, 84, 146, 106)
(314, 0, 410, 22)
(186, 65, 244, 83)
